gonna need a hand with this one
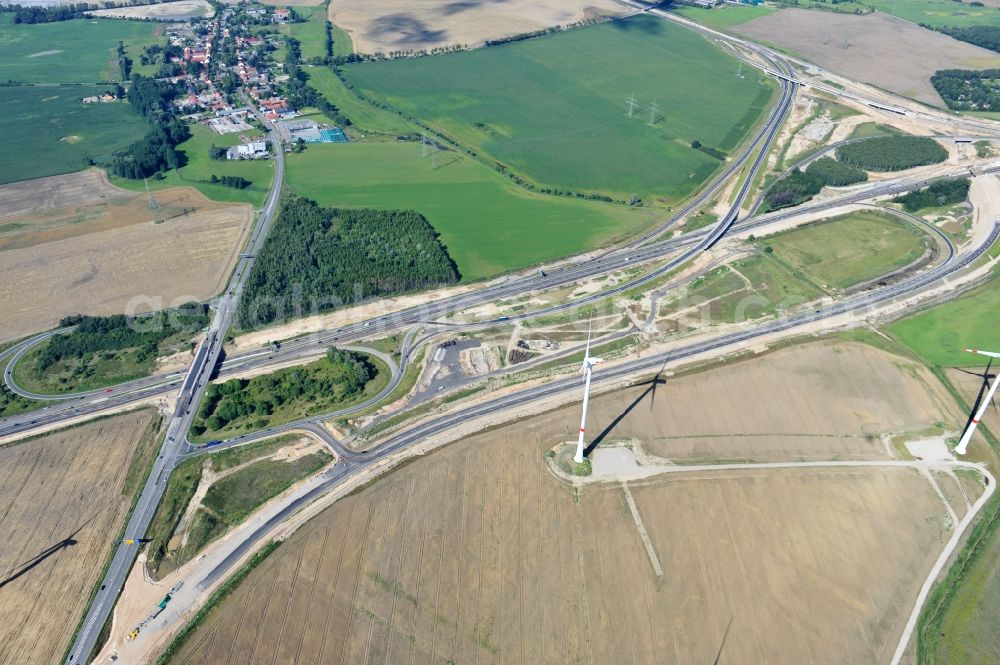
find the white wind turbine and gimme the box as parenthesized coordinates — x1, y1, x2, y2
(574, 325, 603, 464)
(956, 348, 1000, 455)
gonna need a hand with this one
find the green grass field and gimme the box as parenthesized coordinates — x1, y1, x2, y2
(342, 15, 775, 203)
(114, 123, 276, 206)
(190, 353, 391, 442)
(0, 85, 152, 184)
(265, 6, 328, 61)
(284, 142, 662, 279)
(671, 5, 776, 29)
(0, 15, 162, 83)
(761, 211, 928, 290)
(888, 265, 1000, 367)
(332, 22, 353, 57)
(662, 210, 931, 323)
(304, 66, 418, 136)
(183, 448, 331, 561)
(863, 0, 1000, 28)
(928, 492, 1000, 665)
(661, 254, 823, 323)
(144, 434, 329, 578)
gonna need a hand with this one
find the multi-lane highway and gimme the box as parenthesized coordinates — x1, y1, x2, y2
(5, 156, 995, 447)
(4, 58, 795, 441)
(64, 110, 287, 664)
(2, 10, 990, 662)
(170, 216, 998, 617)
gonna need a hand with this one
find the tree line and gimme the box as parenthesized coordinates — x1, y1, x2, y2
(38, 308, 207, 372)
(109, 74, 190, 179)
(208, 174, 251, 189)
(282, 37, 351, 128)
(117, 41, 133, 79)
(931, 68, 1000, 112)
(191, 347, 376, 435)
(835, 136, 947, 172)
(2, 3, 99, 23)
(893, 178, 970, 212)
(763, 157, 867, 211)
(236, 197, 460, 328)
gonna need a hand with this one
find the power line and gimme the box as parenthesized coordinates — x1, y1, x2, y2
(144, 177, 161, 223)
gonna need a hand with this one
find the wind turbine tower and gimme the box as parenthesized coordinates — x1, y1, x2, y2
(648, 101, 659, 127)
(574, 327, 603, 464)
(956, 348, 1000, 455)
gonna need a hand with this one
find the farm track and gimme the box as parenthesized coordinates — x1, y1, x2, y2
(5, 6, 999, 663)
(166, 431, 994, 665)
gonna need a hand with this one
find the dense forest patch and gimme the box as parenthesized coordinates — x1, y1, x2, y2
(932, 68, 1000, 112)
(835, 136, 947, 171)
(763, 157, 867, 211)
(892, 178, 970, 212)
(190, 347, 386, 439)
(236, 197, 459, 329)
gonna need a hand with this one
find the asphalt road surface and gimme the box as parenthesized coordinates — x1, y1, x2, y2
(0, 23, 986, 663)
(63, 109, 287, 664)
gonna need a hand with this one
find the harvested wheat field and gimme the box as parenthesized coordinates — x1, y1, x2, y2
(166, 419, 958, 665)
(329, 0, 623, 53)
(0, 409, 159, 665)
(0, 169, 128, 220)
(624, 339, 962, 462)
(88, 0, 214, 19)
(734, 9, 1000, 106)
(0, 186, 251, 343)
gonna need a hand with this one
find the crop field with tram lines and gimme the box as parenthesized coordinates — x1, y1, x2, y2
(0, 14, 162, 84)
(6, 0, 1000, 662)
(164, 339, 977, 665)
(0, 185, 252, 343)
(0, 409, 160, 665)
(342, 14, 776, 204)
(284, 142, 662, 280)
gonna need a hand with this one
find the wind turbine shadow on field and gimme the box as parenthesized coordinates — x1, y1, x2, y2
(584, 357, 669, 457)
(712, 614, 735, 665)
(0, 513, 97, 590)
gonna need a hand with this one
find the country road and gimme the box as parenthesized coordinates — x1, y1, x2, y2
(0, 7, 990, 663)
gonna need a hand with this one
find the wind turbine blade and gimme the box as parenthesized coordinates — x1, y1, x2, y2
(957, 366, 1000, 454)
(961, 369, 991, 435)
(968, 348, 1000, 359)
